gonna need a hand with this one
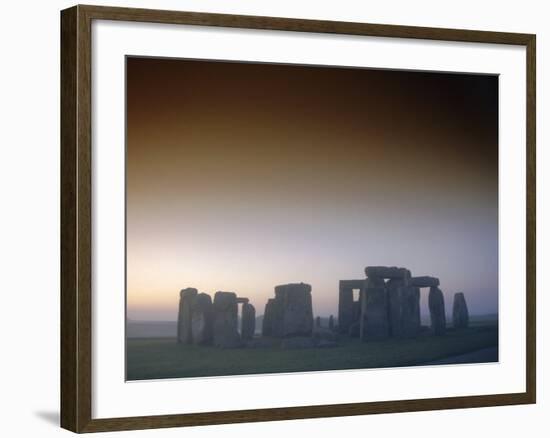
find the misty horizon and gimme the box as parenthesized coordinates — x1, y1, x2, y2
(126, 57, 499, 323)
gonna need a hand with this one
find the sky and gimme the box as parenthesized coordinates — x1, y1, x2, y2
(126, 56, 499, 322)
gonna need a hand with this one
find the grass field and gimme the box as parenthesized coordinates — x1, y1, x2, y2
(126, 321, 498, 381)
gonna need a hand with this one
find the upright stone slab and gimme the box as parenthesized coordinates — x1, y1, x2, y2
(177, 288, 198, 344)
(452, 292, 469, 329)
(275, 283, 314, 337)
(387, 280, 420, 338)
(338, 280, 364, 334)
(213, 291, 241, 348)
(191, 293, 213, 345)
(241, 302, 256, 340)
(429, 286, 446, 336)
(328, 315, 334, 331)
(360, 280, 390, 341)
(262, 298, 275, 336)
(315, 316, 321, 328)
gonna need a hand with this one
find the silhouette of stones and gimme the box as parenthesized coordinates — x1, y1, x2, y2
(177, 288, 198, 344)
(191, 293, 213, 345)
(410, 276, 440, 288)
(360, 284, 390, 341)
(241, 302, 256, 340)
(365, 266, 410, 281)
(236, 297, 249, 304)
(316, 316, 321, 328)
(261, 298, 275, 337)
(452, 292, 469, 329)
(429, 287, 446, 335)
(213, 291, 241, 348)
(274, 283, 314, 337)
(329, 315, 334, 331)
(338, 279, 365, 334)
(388, 284, 420, 338)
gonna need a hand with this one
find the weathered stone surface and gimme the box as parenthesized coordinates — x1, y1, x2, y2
(213, 291, 241, 348)
(241, 302, 256, 340)
(315, 316, 321, 328)
(410, 276, 440, 288)
(274, 283, 313, 337)
(365, 266, 411, 281)
(328, 315, 335, 331)
(429, 287, 446, 336)
(262, 298, 275, 336)
(360, 286, 390, 341)
(236, 297, 249, 304)
(338, 283, 354, 334)
(190, 293, 213, 345)
(281, 337, 315, 349)
(386, 278, 408, 289)
(388, 286, 420, 338)
(365, 277, 386, 288)
(348, 321, 360, 337)
(177, 288, 198, 344)
(452, 292, 469, 329)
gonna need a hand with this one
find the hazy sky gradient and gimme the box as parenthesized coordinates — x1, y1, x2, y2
(126, 57, 498, 321)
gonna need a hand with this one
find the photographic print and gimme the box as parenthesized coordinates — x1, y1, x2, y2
(125, 56, 499, 381)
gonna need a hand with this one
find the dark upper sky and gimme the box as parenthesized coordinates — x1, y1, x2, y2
(126, 56, 498, 321)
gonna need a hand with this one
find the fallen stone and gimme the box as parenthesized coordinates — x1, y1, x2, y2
(429, 287, 446, 336)
(452, 292, 469, 329)
(177, 288, 198, 344)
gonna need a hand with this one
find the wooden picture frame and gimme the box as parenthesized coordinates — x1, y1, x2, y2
(61, 4, 536, 433)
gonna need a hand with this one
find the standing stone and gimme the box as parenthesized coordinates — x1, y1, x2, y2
(241, 302, 256, 340)
(213, 291, 241, 348)
(387, 280, 420, 338)
(360, 284, 390, 341)
(429, 287, 446, 335)
(177, 288, 197, 344)
(338, 279, 364, 334)
(452, 292, 469, 329)
(262, 298, 274, 336)
(402, 286, 421, 337)
(275, 283, 314, 337)
(315, 316, 321, 328)
(272, 295, 285, 337)
(328, 315, 334, 331)
(191, 293, 213, 345)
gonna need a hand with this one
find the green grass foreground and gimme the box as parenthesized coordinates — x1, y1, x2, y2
(126, 322, 498, 381)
